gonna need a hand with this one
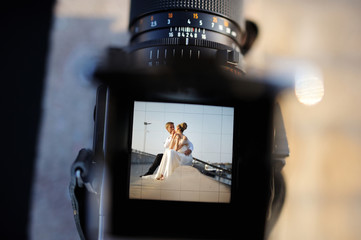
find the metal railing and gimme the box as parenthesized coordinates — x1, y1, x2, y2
(192, 157, 232, 174)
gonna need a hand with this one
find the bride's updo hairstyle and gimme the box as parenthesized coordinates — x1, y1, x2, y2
(177, 122, 187, 132)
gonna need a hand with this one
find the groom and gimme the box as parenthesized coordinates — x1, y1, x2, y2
(140, 121, 193, 177)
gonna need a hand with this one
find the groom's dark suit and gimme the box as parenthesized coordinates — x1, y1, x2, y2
(142, 153, 163, 176)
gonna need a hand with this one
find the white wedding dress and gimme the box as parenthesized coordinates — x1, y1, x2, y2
(154, 139, 193, 179)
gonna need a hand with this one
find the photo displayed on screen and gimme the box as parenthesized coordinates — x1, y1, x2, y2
(129, 101, 234, 203)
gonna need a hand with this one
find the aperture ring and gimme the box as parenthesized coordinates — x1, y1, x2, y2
(129, 0, 244, 28)
(126, 39, 243, 70)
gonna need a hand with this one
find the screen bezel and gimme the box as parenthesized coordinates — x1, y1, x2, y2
(100, 68, 274, 239)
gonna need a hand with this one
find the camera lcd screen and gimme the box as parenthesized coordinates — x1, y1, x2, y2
(129, 101, 234, 203)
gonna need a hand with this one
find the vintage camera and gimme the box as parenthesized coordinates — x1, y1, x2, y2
(70, 0, 289, 239)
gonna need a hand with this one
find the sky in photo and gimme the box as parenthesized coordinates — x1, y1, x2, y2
(131, 101, 234, 164)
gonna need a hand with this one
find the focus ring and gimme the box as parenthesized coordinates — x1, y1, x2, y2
(130, 0, 243, 28)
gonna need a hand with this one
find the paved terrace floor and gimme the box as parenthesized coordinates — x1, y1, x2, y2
(130, 165, 230, 203)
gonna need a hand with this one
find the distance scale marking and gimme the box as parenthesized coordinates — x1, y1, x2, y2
(130, 11, 242, 45)
(131, 28, 238, 49)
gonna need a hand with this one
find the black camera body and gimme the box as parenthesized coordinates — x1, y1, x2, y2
(93, 61, 283, 240)
(70, 1, 289, 239)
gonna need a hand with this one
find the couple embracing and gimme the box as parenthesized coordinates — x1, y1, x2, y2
(141, 122, 193, 180)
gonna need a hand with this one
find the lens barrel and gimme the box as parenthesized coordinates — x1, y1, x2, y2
(127, 0, 245, 71)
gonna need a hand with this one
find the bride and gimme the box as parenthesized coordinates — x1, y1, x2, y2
(154, 122, 193, 180)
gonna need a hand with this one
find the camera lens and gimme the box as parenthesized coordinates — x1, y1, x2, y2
(127, 0, 245, 71)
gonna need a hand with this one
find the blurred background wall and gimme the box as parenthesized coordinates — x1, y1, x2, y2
(243, 1, 361, 239)
(30, 0, 361, 239)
